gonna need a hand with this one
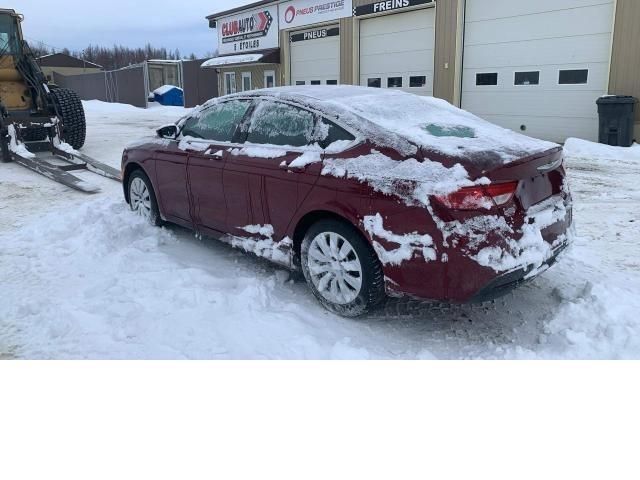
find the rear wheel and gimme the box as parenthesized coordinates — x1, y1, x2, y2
(301, 219, 385, 317)
(127, 170, 162, 226)
(50, 88, 86, 149)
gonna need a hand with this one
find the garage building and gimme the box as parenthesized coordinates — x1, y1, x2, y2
(206, 0, 640, 143)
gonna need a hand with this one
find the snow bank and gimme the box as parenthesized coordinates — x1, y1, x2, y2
(507, 276, 640, 360)
(82, 100, 190, 116)
(0, 198, 388, 359)
(564, 137, 640, 164)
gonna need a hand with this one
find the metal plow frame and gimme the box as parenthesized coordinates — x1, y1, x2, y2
(3, 119, 121, 194)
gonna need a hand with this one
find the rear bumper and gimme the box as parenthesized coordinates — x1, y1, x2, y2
(468, 240, 569, 303)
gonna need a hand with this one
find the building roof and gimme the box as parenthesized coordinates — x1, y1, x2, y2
(37, 53, 103, 69)
(206, 0, 277, 26)
(201, 49, 280, 68)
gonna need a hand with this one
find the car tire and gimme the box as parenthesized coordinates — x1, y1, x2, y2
(127, 169, 162, 226)
(301, 219, 385, 317)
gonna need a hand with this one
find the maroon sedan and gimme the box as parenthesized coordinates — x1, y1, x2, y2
(122, 86, 572, 317)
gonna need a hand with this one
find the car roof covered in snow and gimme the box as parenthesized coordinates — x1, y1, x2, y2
(205, 86, 559, 165)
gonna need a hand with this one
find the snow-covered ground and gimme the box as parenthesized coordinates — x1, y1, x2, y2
(1, 101, 639, 359)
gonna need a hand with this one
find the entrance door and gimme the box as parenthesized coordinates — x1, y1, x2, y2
(359, 8, 435, 96)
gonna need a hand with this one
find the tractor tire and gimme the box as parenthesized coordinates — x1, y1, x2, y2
(22, 127, 48, 142)
(50, 88, 86, 150)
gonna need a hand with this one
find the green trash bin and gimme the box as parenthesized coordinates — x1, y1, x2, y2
(596, 95, 637, 147)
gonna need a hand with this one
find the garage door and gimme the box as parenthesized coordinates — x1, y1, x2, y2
(359, 8, 435, 96)
(290, 26, 340, 86)
(461, 0, 615, 142)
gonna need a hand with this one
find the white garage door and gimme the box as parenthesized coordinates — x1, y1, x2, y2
(359, 8, 436, 96)
(290, 26, 340, 86)
(461, 0, 615, 142)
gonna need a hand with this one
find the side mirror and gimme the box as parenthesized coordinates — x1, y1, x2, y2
(157, 124, 178, 139)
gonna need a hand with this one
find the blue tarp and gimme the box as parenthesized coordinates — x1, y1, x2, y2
(154, 85, 184, 106)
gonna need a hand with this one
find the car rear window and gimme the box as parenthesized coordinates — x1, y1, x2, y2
(319, 118, 355, 149)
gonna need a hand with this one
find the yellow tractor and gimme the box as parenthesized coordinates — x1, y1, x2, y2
(0, 8, 119, 192)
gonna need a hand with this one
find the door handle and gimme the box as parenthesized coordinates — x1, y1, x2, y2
(279, 161, 304, 172)
(206, 149, 225, 159)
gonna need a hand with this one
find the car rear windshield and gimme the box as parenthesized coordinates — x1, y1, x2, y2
(423, 124, 476, 138)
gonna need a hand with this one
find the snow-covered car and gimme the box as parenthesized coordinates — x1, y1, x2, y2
(121, 86, 572, 317)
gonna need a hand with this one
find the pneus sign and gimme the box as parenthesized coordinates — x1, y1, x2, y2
(354, 0, 433, 16)
(218, 5, 279, 55)
(290, 27, 340, 42)
(279, 0, 353, 29)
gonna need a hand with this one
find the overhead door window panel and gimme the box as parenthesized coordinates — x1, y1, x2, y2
(359, 8, 435, 96)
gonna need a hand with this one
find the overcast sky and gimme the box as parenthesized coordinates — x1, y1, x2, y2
(15, 0, 251, 57)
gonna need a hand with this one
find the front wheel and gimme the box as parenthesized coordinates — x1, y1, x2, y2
(50, 88, 87, 149)
(127, 170, 162, 226)
(301, 219, 385, 317)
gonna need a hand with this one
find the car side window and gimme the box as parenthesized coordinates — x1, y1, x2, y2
(318, 118, 355, 149)
(181, 100, 251, 142)
(245, 101, 316, 147)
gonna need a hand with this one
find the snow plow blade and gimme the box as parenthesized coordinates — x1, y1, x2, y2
(53, 147, 121, 182)
(10, 150, 102, 194)
(4, 134, 121, 194)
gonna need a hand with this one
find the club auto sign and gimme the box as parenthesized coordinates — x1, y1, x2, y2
(279, 0, 353, 29)
(218, 5, 279, 55)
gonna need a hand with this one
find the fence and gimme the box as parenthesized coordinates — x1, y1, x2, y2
(182, 59, 219, 108)
(54, 65, 148, 108)
(53, 60, 218, 109)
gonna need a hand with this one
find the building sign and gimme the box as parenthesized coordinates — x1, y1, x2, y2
(218, 5, 279, 55)
(279, 0, 353, 29)
(354, 0, 433, 16)
(290, 26, 340, 42)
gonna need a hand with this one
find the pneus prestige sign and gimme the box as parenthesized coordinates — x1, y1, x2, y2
(218, 5, 279, 55)
(354, 0, 433, 16)
(279, 0, 353, 29)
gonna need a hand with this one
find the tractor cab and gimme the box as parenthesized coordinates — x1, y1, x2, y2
(0, 9, 30, 112)
(0, 9, 23, 56)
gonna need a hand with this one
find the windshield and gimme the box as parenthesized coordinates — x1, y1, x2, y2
(0, 14, 21, 57)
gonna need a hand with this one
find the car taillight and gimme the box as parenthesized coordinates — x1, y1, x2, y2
(435, 181, 518, 210)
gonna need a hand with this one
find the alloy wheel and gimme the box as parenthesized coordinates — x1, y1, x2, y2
(306, 232, 363, 305)
(129, 177, 152, 220)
